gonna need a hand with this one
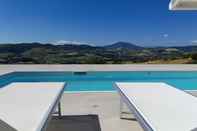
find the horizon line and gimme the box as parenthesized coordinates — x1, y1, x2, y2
(0, 41, 196, 48)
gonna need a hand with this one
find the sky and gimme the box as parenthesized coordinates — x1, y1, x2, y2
(0, 0, 197, 46)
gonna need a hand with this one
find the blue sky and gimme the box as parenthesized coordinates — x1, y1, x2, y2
(0, 0, 197, 46)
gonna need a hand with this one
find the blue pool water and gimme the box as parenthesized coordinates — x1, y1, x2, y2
(1, 71, 197, 91)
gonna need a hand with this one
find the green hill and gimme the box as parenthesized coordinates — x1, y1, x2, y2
(0, 42, 196, 64)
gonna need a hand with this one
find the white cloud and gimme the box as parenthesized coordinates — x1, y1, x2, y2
(163, 34, 169, 38)
(192, 40, 197, 44)
(54, 40, 93, 45)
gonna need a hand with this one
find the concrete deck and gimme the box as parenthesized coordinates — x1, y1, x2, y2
(60, 92, 143, 131)
(60, 91, 197, 131)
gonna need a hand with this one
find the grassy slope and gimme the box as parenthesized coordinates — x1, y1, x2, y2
(145, 58, 192, 64)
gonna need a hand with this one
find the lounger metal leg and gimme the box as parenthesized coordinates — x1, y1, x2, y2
(52, 102, 62, 118)
(120, 98, 134, 120)
(58, 102, 62, 117)
(120, 98, 123, 119)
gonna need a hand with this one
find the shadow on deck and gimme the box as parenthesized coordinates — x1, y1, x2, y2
(46, 115, 101, 131)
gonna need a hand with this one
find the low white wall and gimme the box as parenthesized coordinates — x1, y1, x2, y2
(1, 64, 197, 73)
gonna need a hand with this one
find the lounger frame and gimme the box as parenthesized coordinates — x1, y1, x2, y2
(41, 83, 65, 131)
(115, 84, 154, 131)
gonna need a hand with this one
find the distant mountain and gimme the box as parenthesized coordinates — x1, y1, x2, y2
(58, 44, 97, 51)
(104, 42, 143, 50)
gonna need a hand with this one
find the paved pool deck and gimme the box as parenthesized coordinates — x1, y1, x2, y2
(61, 92, 143, 131)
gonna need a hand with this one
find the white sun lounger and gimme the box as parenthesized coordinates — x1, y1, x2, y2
(115, 82, 197, 131)
(0, 82, 65, 131)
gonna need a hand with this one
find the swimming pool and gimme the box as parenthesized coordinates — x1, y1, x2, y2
(1, 71, 197, 91)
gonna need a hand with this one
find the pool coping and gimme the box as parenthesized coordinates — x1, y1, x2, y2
(63, 89, 197, 93)
(2, 64, 197, 76)
(2, 64, 197, 72)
